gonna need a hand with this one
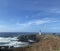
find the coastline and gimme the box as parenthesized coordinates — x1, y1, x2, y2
(12, 34, 60, 51)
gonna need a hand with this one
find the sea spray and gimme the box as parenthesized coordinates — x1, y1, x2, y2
(0, 37, 29, 47)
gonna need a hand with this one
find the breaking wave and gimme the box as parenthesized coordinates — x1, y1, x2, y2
(0, 37, 29, 47)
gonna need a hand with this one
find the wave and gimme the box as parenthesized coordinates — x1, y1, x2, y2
(0, 37, 29, 47)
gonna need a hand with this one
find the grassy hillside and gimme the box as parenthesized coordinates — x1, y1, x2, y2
(22, 34, 60, 51)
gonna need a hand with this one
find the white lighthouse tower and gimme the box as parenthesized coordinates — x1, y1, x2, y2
(39, 30, 41, 35)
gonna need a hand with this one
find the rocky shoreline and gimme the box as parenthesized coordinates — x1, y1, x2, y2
(0, 34, 39, 51)
(0, 34, 60, 51)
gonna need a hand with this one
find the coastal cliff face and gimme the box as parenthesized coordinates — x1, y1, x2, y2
(13, 34, 60, 51)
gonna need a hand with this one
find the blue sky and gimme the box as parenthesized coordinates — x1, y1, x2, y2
(0, 0, 60, 32)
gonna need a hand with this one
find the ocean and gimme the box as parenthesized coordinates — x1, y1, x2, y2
(0, 32, 37, 37)
(0, 32, 37, 48)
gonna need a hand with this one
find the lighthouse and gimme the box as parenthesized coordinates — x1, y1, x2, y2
(39, 30, 41, 35)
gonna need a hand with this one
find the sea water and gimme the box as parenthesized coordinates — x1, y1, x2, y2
(0, 32, 37, 48)
(0, 37, 29, 48)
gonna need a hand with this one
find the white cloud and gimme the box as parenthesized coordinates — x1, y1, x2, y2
(0, 18, 58, 32)
(16, 18, 57, 27)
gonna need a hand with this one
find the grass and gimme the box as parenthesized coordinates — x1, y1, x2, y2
(24, 34, 60, 51)
(14, 34, 60, 51)
(53, 50, 60, 51)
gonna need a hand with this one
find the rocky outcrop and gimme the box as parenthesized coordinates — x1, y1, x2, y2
(17, 34, 38, 43)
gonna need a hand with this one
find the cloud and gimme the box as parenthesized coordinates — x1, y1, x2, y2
(16, 18, 57, 27)
(0, 18, 58, 32)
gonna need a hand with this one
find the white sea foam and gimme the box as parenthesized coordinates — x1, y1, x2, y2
(0, 37, 29, 47)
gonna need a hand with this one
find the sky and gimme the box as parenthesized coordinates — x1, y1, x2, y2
(0, 0, 60, 32)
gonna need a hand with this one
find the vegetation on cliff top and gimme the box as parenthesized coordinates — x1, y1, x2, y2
(22, 34, 60, 51)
